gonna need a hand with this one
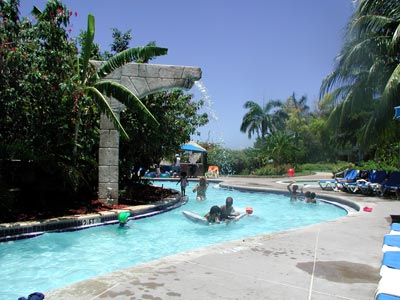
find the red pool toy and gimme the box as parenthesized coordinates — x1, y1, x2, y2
(363, 206, 373, 212)
(246, 207, 253, 214)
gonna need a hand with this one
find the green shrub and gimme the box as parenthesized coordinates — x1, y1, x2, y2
(359, 160, 398, 172)
(331, 161, 357, 174)
(300, 163, 336, 173)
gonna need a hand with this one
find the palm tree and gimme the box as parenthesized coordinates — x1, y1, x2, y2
(286, 93, 309, 117)
(240, 99, 286, 140)
(265, 131, 298, 166)
(72, 14, 168, 162)
(319, 0, 400, 148)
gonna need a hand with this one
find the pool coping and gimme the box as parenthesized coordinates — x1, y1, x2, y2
(0, 194, 186, 242)
(0, 178, 222, 242)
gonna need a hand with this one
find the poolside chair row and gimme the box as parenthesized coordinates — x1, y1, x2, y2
(318, 169, 364, 192)
(375, 223, 400, 300)
(318, 169, 360, 191)
(354, 171, 400, 197)
(319, 170, 400, 197)
(343, 170, 386, 195)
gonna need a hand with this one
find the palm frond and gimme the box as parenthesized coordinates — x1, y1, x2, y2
(97, 46, 168, 78)
(326, 105, 342, 131)
(342, 38, 375, 70)
(81, 14, 95, 83)
(339, 93, 354, 126)
(368, 58, 387, 83)
(358, 0, 400, 20)
(360, 113, 380, 146)
(320, 69, 356, 100)
(85, 86, 129, 139)
(320, 70, 340, 99)
(351, 14, 395, 38)
(382, 63, 400, 117)
(391, 23, 400, 50)
(94, 81, 159, 126)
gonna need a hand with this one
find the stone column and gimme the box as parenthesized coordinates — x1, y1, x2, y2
(98, 112, 120, 204)
(95, 62, 202, 203)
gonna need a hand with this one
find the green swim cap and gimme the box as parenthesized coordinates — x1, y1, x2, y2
(118, 212, 130, 223)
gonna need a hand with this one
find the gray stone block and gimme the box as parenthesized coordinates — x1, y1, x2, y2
(99, 148, 119, 166)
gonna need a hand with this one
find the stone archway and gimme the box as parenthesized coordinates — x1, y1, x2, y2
(91, 62, 202, 203)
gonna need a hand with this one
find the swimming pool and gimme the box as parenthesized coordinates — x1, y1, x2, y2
(0, 181, 347, 299)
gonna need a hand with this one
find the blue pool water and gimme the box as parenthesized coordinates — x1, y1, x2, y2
(0, 181, 347, 299)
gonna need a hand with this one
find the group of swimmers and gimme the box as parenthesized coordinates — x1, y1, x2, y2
(177, 175, 242, 224)
(177, 174, 209, 201)
(204, 196, 240, 224)
(287, 182, 317, 203)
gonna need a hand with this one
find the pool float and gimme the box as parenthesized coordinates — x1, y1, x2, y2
(118, 211, 130, 226)
(182, 210, 248, 225)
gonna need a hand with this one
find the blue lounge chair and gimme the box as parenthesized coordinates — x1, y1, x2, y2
(335, 169, 359, 191)
(382, 251, 400, 269)
(376, 294, 400, 300)
(343, 170, 370, 193)
(378, 265, 400, 300)
(318, 179, 337, 191)
(392, 223, 400, 232)
(347, 170, 371, 193)
(318, 169, 355, 191)
(384, 235, 400, 248)
(382, 172, 400, 197)
(357, 170, 388, 195)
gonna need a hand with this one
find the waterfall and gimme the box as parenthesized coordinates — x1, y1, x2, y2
(194, 81, 234, 175)
(195, 81, 218, 122)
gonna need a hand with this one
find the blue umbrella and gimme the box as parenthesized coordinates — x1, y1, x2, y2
(181, 142, 207, 152)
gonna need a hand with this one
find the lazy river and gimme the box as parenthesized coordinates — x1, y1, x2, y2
(0, 181, 347, 299)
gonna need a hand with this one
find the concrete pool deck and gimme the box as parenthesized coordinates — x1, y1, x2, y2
(46, 173, 400, 300)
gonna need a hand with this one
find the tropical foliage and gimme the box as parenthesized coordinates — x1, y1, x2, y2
(3, 0, 400, 215)
(0, 0, 78, 162)
(240, 99, 286, 139)
(0, 0, 209, 220)
(119, 89, 209, 178)
(0, 0, 95, 217)
(239, 92, 332, 171)
(320, 0, 400, 154)
(72, 14, 167, 161)
(235, 1, 400, 175)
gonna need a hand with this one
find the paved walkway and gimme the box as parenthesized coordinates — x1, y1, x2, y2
(46, 174, 400, 300)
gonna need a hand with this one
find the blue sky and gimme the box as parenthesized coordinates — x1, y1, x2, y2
(20, 0, 355, 149)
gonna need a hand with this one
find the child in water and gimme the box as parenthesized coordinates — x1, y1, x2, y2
(305, 191, 317, 203)
(219, 196, 240, 221)
(287, 182, 303, 201)
(192, 176, 209, 201)
(204, 205, 221, 224)
(177, 172, 188, 196)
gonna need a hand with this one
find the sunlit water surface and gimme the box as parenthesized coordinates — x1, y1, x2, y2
(0, 181, 347, 299)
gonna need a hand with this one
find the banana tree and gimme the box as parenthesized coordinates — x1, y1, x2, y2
(72, 14, 168, 162)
